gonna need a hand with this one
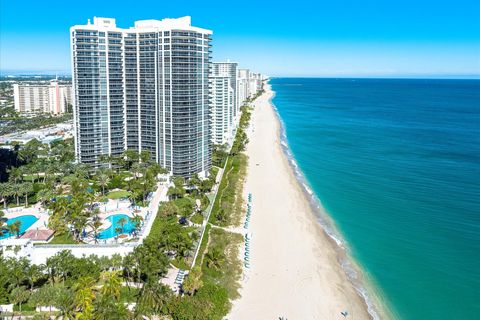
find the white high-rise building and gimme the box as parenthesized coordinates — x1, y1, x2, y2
(237, 69, 264, 106)
(210, 75, 234, 145)
(237, 69, 250, 107)
(71, 16, 212, 177)
(212, 61, 238, 118)
(249, 72, 263, 97)
(210, 61, 238, 146)
(13, 80, 72, 115)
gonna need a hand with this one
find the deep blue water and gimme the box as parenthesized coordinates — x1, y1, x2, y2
(270, 78, 480, 320)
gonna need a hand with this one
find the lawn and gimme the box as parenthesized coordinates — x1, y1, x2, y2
(37, 232, 78, 245)
(106, 190, 130, 199)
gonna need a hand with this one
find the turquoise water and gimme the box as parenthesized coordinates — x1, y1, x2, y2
(270, 78, 480, 320)
(0, 214, 38, 239)
(98, 214, 136, 239)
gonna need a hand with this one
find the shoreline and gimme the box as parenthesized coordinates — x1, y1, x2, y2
(269, 87, 393, 320)
(229, 83, 384, 319)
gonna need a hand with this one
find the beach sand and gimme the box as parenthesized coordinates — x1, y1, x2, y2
(228, 83, 372, 320)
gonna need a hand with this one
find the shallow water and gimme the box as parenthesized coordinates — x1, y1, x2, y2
(270, 78, 480, 320)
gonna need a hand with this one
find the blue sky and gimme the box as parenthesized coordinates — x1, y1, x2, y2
(1, 0, 479, 77)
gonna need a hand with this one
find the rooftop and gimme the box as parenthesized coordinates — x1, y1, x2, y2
(20, 229, 54, 241)
(72, 16, 212, 34)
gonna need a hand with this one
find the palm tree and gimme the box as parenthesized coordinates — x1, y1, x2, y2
(117, 217, 127, 234)
(122, 253, 136, 288)
(37, 188, 55, 206)
(74, 276, 96, 318)
(7, 166, 23, 184)
(29, 284, 57, 316)
(29, 161, 42, 182)
(0, 210, 5, 237)
(109, 254, 123, 271)
(135, 280, 171, 317)
(22, 182, 34, 206)
(12, 183, 23, 206)
(44, 163, 57, 184)
(205, 248, 226, 270)
(53, 285, 75, 320)
(182, 266, 203, 295)
(122, 149, 139, 170)
(96, 172, 110, 196)
(114, 227, 123, 239)
(89, 218, 104, 243)
(131, 214, 143, 237)
(139, 150, 151, 164)
(0, 182, 13, 209)
(100, 271, 122, 301)
(73, 164, 90, 180)
(8, 220, 21, 238)
(26, 264, 43, 291)
(131, 162, 143, 180)
(10, 286, 30, 314)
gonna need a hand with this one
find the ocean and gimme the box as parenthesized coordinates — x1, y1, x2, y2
(269, 78, 480, 320)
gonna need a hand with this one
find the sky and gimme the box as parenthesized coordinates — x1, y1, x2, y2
(1, 0, 479, 77)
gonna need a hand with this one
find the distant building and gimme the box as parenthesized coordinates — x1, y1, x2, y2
(71, 16, 212, 178)
(237, 69, 250, 107)
(212, 61, 238, 118)
(249, 72, 263, 97)
(210, 75, 234, 145)
(210, 61, 239, 146)
(237, 69, 263, 107)
(13, 80, 72, 115)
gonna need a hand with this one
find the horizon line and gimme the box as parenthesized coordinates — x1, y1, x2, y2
(0, 69, 479, 79)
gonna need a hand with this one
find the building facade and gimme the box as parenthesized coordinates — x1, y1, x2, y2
(210, 75, 234, 145)
(237, 69, 250, 107)
(13, 80, 72, 115)
(212, 61, 238, 118)
(237, 69, 263, 107)
(71, 16, 212, 177)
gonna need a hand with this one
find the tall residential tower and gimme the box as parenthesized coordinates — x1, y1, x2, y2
(71, 16, 212, 177)
(210, 61, 238, 146)
(210, 75, 234, 145)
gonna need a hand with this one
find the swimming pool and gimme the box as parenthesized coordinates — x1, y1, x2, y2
(98, 214, 137, 239)
(0, 215, 38, 239)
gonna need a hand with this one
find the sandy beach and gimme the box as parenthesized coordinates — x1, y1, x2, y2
(228, 83, 372, 319)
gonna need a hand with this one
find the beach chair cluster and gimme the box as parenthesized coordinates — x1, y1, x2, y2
(243, 193, 252, 229)
(244, 232, 252, 268)
(244, 193, 253, 268)
(175, 269, 186, 285)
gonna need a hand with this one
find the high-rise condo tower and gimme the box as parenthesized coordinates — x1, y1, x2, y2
(71, 16, 212, 177)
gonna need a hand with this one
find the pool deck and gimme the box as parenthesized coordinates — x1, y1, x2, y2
(84, 182, 169, 244)
(2, 180, 169, 244)
(3, 203, 50, 233)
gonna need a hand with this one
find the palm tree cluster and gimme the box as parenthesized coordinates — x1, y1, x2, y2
(1, 139, 166, 242)
(0, 211, 231, 319)
(0, 248, 173, 319)
(230, 105, 252, 156)
(0, 138, 75, 210)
